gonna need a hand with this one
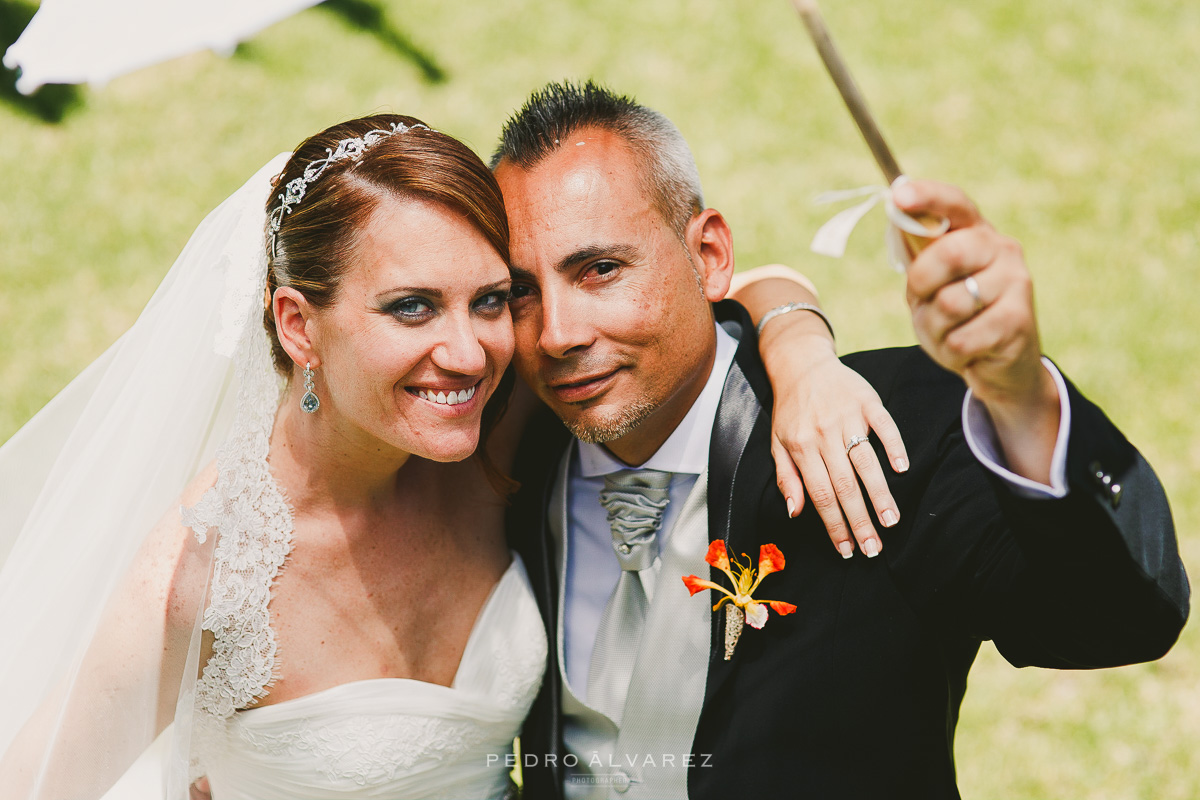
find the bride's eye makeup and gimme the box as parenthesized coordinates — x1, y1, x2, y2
(472, 289, 511, 317)
(381, 296, 435, 322)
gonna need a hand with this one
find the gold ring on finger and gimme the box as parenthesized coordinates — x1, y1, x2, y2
(845, 434, 870, 455)
(964, 275, 985, 312)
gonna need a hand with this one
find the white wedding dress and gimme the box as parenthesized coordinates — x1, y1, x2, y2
(175, 292, 548, 799)
(191, 554, 548, 800)
(0, 157, 548, 800)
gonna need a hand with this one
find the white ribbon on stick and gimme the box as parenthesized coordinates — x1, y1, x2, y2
(811, 176, 950, 272)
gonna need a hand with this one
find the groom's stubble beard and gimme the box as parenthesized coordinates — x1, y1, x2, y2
(538, 349, 662, 444)
(564, 395, 660, 444)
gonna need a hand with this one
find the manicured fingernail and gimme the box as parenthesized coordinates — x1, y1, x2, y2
(838, 541, 854, 559)
(895, 457, 909, 473)
(882, 509, 899, 527)
(786, 498, 795, 517)
(893, 183, 916, 206)
(864, 539, 880, 558)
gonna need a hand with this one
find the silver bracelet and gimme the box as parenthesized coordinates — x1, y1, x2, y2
(755, 302, 836, 340)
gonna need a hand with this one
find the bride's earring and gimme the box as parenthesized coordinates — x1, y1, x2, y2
(301, 362, 320, 414)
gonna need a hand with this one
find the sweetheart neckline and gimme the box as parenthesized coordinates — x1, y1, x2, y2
(240, 554, 525, 716)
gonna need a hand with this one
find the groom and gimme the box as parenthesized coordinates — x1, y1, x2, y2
(494, 81, 1188, 800)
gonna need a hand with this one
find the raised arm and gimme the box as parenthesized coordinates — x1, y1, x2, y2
(729, 265, 908, 559)
(886, 179, 1186, 662)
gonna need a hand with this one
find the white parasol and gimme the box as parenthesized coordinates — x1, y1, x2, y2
(3, 0, 324, 95)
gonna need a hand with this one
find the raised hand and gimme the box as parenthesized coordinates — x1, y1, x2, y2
(895, 180, 1061, 484)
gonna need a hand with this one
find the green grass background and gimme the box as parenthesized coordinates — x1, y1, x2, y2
(2, 0, 1197, 796)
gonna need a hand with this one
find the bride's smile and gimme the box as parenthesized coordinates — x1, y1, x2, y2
(274, 195, 515, 466)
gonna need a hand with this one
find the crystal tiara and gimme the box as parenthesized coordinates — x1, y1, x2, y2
(267, 121, 430, 257)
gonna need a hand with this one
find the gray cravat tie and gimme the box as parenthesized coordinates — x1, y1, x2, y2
(587, 468, 673, 723)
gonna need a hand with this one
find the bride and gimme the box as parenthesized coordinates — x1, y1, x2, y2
(0, 113, 902, 799)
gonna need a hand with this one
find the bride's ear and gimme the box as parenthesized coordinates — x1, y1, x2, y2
(273, 287, 319, 370)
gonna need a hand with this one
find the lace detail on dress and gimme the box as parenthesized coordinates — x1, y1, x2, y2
(235, 715, 488, 787)
(181, 233, 292, 777)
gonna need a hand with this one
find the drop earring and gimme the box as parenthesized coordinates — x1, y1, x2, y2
(301, 362, 320, 413)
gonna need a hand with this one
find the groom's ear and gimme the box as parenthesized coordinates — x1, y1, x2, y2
(273, 287, 320, 370)
(686, 208, 735, 302)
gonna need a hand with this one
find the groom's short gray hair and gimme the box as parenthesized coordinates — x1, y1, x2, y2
(490, 80, 705, 238)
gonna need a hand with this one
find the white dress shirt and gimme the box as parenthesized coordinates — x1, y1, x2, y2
(963, 356, 1071, 498)
(563, 324, 738, 694)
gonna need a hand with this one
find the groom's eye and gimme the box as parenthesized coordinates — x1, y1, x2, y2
(508, 283, 535, 308)
(589, 260, 619, 278)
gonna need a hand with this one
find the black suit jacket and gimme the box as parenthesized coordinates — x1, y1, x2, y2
(507, 300, 1188, 800)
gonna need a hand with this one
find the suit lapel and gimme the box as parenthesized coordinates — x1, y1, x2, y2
(510, 409, 569, 640)
(702, 303, 777, 707)
(506, 408, 571, 800)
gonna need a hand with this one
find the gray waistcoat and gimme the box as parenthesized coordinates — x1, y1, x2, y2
(550, 445, 713, 800)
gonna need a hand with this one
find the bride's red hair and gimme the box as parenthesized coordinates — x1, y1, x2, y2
(266, 114, 517, 495)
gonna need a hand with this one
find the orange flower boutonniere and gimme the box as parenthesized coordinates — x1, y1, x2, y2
(682, 540, 797, 659)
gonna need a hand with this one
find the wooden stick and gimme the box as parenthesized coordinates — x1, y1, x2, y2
(793, 0, 944, 255)
(792, 0, 903, 184)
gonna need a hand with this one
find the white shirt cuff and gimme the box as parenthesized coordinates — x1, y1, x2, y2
(961, 357, 1070, 499)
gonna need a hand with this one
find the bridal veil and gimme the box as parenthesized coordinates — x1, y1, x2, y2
(0, 153, 289, 799)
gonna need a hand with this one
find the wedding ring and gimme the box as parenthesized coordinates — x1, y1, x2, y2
(964, 275, 984, 312)
(845, 434, 870, 455)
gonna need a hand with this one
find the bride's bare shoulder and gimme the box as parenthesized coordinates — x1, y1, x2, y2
(127, 461, 220, 633)
(179, 459, 220, 513)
